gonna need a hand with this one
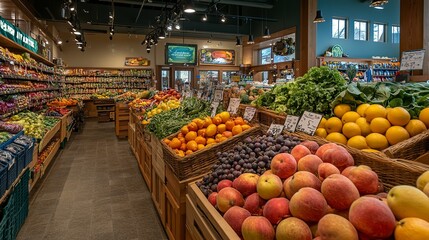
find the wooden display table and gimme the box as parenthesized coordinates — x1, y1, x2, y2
(115, 103, 129, 138)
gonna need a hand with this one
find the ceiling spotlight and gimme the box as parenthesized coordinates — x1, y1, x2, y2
(67, 21, 73, 26)
(220, 15, 226, 23)
(247, 35, 254, 44)
(73, 30, 82, 35)
(167, 24, 173, 31)
(70, 6, 75, 11)
(202, 14, 207, 21)
(175, 23, 181, 30)
(313, 10, 325, 23)
(370, 0, 388, 8)
(159, 29, 166, 39)
(109, 12, 113, 19)
(78, 45, 82, 49)
(184, 0, 196, 13)
(235, 36, 242, 47)
(262, 26, 271, 38)
(57, 40, 62, 45)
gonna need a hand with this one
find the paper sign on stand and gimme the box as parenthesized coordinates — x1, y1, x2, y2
(267, 123, 284, 136)
(296, 111, 323, 135)
(243, 107, 257, 122)
(284, 115, 300, 132)
(213, 89, 223, 102)
(211, 101, 220, 117)
(227, 98, 241, 115)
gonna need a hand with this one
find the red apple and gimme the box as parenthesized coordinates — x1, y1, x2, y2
(263, 197, 290, 225)
(270, 153, 297, 179)
(244, 193, 266, 216)
(217, 179, 233, 192)
(256, 173, 283, 200)
(217, 187, 245, 213)
(242, 216, 275, 240)
(208, 192, 218, 207)
(233, 173, 259, 197)
(224, 206, 251, 237)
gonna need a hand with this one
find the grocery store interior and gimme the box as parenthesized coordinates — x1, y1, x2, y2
(0, 0, 429, 240)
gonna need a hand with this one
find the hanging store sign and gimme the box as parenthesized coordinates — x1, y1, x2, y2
(0, 16, 38, 53)
(199, 49, 235, 65)
(125, 57, 150, 66)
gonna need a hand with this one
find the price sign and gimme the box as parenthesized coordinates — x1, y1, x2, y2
(227, 98, 241, 115)
(185, 90, 192, 98)
(213, 89, 224, 102)
(267, 123, 284, 136)
(197, 91, 203, 99)
(243, 107, 257, 122)
(284, 115, 300, 132)
(296, 111, 323, 135)
(211, 101, 220, 117)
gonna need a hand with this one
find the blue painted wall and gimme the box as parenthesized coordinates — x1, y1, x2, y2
(316, 0, 400, 59)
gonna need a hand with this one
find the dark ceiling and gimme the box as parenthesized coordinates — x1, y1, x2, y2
(25, 0, 277, 41)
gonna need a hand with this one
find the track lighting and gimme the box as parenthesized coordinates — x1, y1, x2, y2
(73, 30, 81, 35)
(235, 36, 242, 47)
(263, 26, 271, 38)
(175, 23, 181, 30)
(313, 10, 325, 23)
(78, 45, 82, 49)
(167, 24, 173, 31)
(202, 14, 207, 21)
(247, 35, 254, 44)
(57, 40, 62, 45)
(370, 0, 388, 9)
(220, 15, 226, 23)
(183, 0, 196, 13)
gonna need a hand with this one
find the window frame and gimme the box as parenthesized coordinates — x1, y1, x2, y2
(258, 47, 272, 65)
(392, 25, 400, 44)
(354, 20, 369, 41)
(373, 22, 387, 43)
(332, 17, 348, 39)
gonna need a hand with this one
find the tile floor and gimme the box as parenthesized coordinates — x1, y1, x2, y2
(17, 120, 167, 240)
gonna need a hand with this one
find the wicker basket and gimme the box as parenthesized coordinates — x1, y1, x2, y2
(258, 108, 286, 126)
(382, 130, 429, 161)
(161, 125, 262, 180)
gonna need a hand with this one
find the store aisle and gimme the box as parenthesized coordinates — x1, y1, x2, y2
(17, 120, 167, 240)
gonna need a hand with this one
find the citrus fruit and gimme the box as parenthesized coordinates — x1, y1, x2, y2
(355, 117, 372, 136)
(364, 104, 387, 122)
(217, 124, 226, 133)
(405, 119, 427, 137)
(177, 150, 185, 157)
(206, 138, 216, 145)
(419, 107, 429, 128)
(325, 117, 343, 133)
(185, 131, 197, 141)
(347, 136, 369, 149)
(370, 117, 391, 134)
(180, 125, 189, 135)
(212, 116, 223, 125)
(185, 150, 194, 155)
(387, 107, 411, 126)
(361, 149, 379, 153)
(334, 104, 352, 118)
(178, 137, 186, 144)
(163, 139, 171, 145)
(203, 116, 213, 127)
(186, 140, 198, 151)
(342, 122, 362, 138)
(222, 131, 233, 138)
(219, 111, 231, 123)
(318, 117, 327, 128)
(187, 122, 199, 131)
(180, 143, 187, 151)
(234, 117, 245, 125)
(356, 103, 370, 117)
(232, 125, 243, 136)
(342, 111, 361, 124)
(225, 120, 235, 131)
(197, 144, 205, 150)
(195, 136, 207, 145)
(241, 124, 251, 131)
(366, 133, 389, 150)
(385, 126, 410, 145)
(192, 118, 205, 129)
(197, 128, 206, 137)
(326, 132, 347, 145)
(315, 128, 328, 138)
(205, 124, 217, 137)
(168, 138, 181, 149)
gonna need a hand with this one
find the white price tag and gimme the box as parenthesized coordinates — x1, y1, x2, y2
(227, 98, 241, 115)
(185, 90, 192, 98)
(284, 115, 300, 132)
(243, 107, 257, 122)
(296, 111, 323, 135)
(267, 124, 284, 136)
(197, 91, 203, 99)
(213, 89, 224, 102)
(211, 101, 220, 117)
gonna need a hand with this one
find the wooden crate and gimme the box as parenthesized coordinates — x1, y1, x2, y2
(39, 121, 61, 152)
(186, 225, 194, 240)
(115, 103, 130, 138)
(128, 123, 136, 153)
(152, 167, 166, 226)
(135, 130, 142, 163)
(58, 111, 72, 142)
(141, 139, 152, 191)
(186, 183, 240, 240)
(151, 134, 165, 182)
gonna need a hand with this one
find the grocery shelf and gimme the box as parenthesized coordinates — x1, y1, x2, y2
(38, 120, 61, 152)
(0, 74, 60, 82)
(0, 88, 60, 96)
(0, 97, 58, 119)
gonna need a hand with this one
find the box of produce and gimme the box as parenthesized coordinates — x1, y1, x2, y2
(188, 137, 429, 240)
(161, 111, 260, 180)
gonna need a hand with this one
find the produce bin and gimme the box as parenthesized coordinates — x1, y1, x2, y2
(382, 129, 429, 161)
(4, 144, 26, 176)
(257, 108, 286, 126)
(0, 161, 7, 197)
(0, 150, 16, 189)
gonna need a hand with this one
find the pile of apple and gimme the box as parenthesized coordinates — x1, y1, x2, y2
(206, 141, 429, 240)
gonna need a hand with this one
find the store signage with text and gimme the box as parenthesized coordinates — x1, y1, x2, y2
(0, 16, 38, 53)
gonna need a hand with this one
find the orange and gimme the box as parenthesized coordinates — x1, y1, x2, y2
(187, 122, 198, 131)
(192, 118, 205, 129)
(206, 124, 217, 137)
(206, 138, 216, 145)
(225, 120, 235, 131)
(177, 133, 184, 138)
(177, 150, 185, 157)
(180, 143, 187, 151)
(232, 125, 243, 136)
(185, 131, 197, 141)
(234, 117, 245, 125)
(219, 136, 228, 142)
(241, 124, 251, 131)
(180, 125, 189, 135)
(197, 128, 206, 137)
(212, 116, 223, 125)
(163, 139, 171, 145)
(219, 111, 231, 123)
(185, 150, 194, 156)
(203, 116, 213, 127)
(197, 144, 205, 150)
(195, 136, 207, 145)
(178, 137, 186, 144)
(186, 140, 198, 151)
(168, 138, 181, 149)
(215, 133, 223, 140)
(222, 131, 233, 138)
(217, 124, 226, 133)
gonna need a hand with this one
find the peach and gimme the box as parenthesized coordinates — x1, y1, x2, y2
(242, 216, 275, 240)
(318, 214, 358, 240)
(223, 206, 251, 237)
(315, 143, 338, 159)
(217, 179, 233, 192)
(216, 187, 245, 213)
(263, 197, 290, 225)
(344, 165, 379, 195)
(291, 145, 311, 163)
(243, 193, 266, 216)
(333, 209, 349, 219)
(256, 173, 283, 200)
(318, 163, 340, 181)
(298, 154, 323, 175)
(321, 146, 354, 172)
(270, 153, 297, 179)
(300, 140, 320, 154)
(321, 174, 360, 210)
(289, 171, 322, 196)
(283, 177, 293, 199)
(208, 192, 218, 207)
(289, 187, 328, 222)
(276, 217, 312, 240)
(232, 173, 259, 197)
(349, 197, 396, 239)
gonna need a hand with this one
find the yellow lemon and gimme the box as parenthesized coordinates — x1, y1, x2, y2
(366, 133, 389, 150)
(334, 104, 352, 118)
(405, 119, 427, 137)
(318, 117, 327, 128)
(356, 117, 372, 136)
(342, 111, 361, 124)
(364, 104, 387, 122)
(325, 117, 343, 133)
(326, 132, 347, 145)
(315, 128, 328, 138)
(347, 136, 369, 150)
(385, 126, 410, 145)
(342, 122, 362, 138)
(387, 107, 411, 126)
(356, 103, 370, 117)
(419, 108, 429, 128)
(370, 117, 391, 134)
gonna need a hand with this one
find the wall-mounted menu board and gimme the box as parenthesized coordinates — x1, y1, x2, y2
(400, 49, 425, 71)
(199, 49, 235, 65)
(165, 43, 197, 65)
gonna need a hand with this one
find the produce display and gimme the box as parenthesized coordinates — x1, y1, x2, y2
(143, 99, 180, 123)
(0, 121, 23, 134)
(164, 111, 253, 157)
(0, 80, 58, 94)
(316, 104, 429, 150)
(48, 98, 78, 107)
(7, 111, 60, 139)
(45, 107, 71, 117)
(0, 91, 59, 116)
(0, 132, 12, 144)
(226, 86, 268, 104)
(0, 47, 54, 72)
(201, 141, 429, 240)
(34, 138, 60, 174)
(113, 90, 154, 102)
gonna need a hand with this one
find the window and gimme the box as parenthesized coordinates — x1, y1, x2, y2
(354, 20, 368, 41)
(259, 47, 272, 65)
(392, 25, 400, 44)
(373, 23, 386, 42)
(332, 18, 347, 39)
